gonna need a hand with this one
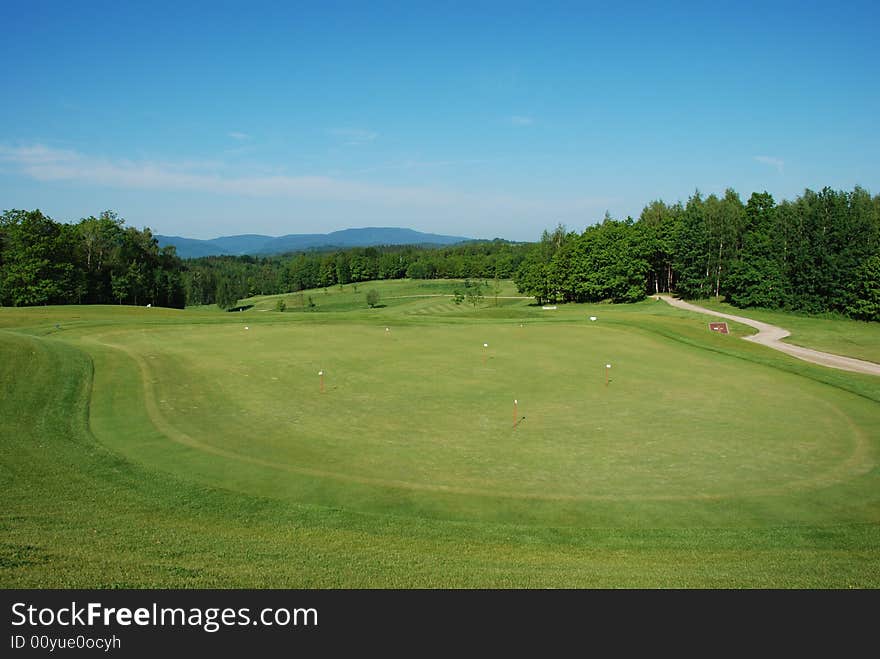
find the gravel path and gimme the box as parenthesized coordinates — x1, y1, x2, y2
(659, 296, 880, 377)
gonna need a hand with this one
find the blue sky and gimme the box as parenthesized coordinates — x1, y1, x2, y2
(1, 1, 877, 241)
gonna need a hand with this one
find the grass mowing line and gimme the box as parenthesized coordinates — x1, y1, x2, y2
(84, 332, 492, 496)
(747, 398, 875, 495)
(81, 323, 874, 504)
(589, 319, 877, 494)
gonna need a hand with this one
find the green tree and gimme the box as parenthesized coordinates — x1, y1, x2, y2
(638, 199, 680, 294)
(319, 254, 337, 287)
(491, 276, 502, 306)
(780, 187, 878, 313)
(846, 254, 880, 320)
(378, 252, 407, 279)
(335, 253, 351, 285)
(0, 209, 75, 306)
(366, 288, 380, 308)
(75, 210, 124, 303)
(514, 224, 570, 303)
(725, 192, 786, 308)
(565, 216, 649, 303)
(111, 271, 130, 304)
(465, 281, 484, 308)
(215, 277, 238, 310)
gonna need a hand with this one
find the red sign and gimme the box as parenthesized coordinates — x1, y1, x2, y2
(709, 322, 729, 334)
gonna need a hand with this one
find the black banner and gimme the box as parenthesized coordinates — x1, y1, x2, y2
(1, 589, 875, 656)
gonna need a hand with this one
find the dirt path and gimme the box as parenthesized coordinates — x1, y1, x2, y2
(659, 296, 880, 377)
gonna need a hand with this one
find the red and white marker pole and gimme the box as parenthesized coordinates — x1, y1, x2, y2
(513, 399, 518, 428)
(605, 363, 611, 387)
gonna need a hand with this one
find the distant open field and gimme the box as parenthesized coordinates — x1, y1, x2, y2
(2, 280, 879, 587)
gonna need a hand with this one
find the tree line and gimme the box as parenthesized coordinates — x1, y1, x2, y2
(3, 185, 878, 320)
(514, 186, 880, 320)
(0, 209, 185, 307)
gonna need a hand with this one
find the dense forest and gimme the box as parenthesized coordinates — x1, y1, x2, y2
(2, 185, 878, 320)
(514, 186, 880, 320)
(0, 209, 185, 308)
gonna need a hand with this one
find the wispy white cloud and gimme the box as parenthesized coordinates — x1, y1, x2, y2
(329, 128, 378, 145)
(227, 131, 250, 141)
(0, 143, 425, 203)
(354, 158, 494, 175)
(0, 143, 615, 227)
(0, 143, 79, 165)
(509, 115, 534, 126)
(754, 155, 784, 174)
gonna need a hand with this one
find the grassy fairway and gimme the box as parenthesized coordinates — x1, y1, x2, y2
(2, 281, 879, 587)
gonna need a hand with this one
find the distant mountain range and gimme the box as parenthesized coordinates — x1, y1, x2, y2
(156, 227, 472, 259)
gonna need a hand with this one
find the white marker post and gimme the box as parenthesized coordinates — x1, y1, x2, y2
(513, 399, 518, 429)
(318, 370, 324, 393)
(605, 363, 611, 387)
(483, 343, 489, 365)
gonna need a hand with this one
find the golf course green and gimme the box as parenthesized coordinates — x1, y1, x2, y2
(2, 279, 879, 587)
